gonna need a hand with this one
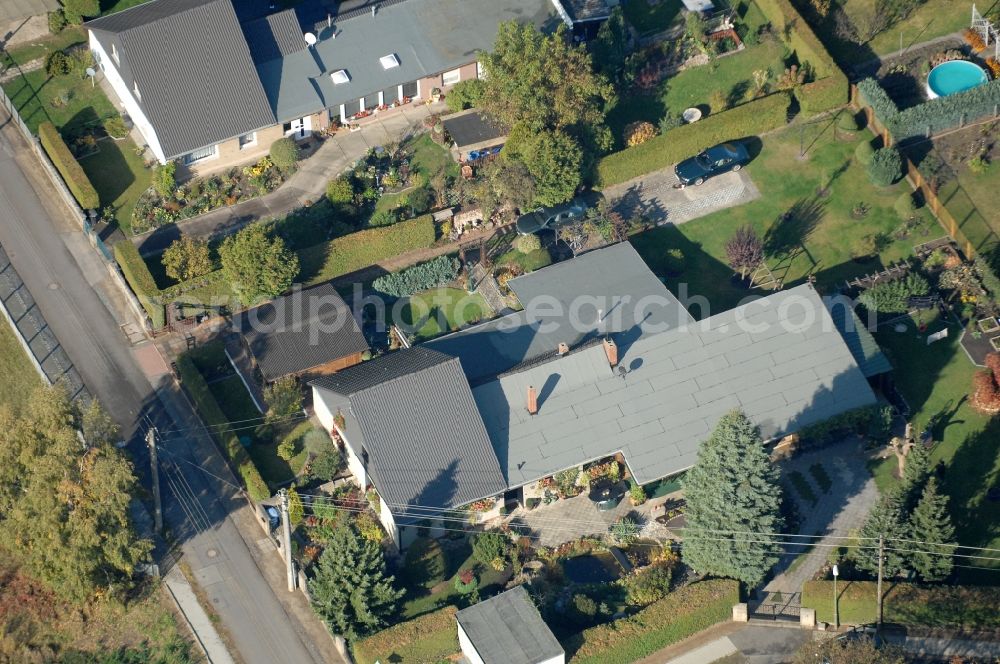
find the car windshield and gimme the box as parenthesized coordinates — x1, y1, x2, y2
(695, 152, 712, 168)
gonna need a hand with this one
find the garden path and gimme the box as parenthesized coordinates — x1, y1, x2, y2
(134, 100, 447, 256)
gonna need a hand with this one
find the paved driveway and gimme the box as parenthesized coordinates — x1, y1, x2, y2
(603, 167, 760, 226)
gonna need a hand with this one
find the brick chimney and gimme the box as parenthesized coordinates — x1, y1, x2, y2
(527, 385, 538, 415)
(557, 342, 569, 356)
(602, 337, 618, 368)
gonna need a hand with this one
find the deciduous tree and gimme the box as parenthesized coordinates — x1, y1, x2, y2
(725, 225, 764, 279)
(514, 129, 583, 207)
(682, 410, 784, 587)
(264, 375, 302, 424)
(162, 237, 213, 282)
(308, 524, 403, 638)
(219, 224, 299, 305)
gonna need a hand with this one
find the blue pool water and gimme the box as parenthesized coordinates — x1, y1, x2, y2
(927, 60, 989, 98)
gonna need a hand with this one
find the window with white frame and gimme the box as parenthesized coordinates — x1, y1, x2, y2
(238, 132, 257, 149)
(183, 144, 218, 165)
(442, 68, 461, 86)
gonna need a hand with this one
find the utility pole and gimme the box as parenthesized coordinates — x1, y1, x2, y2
(146, 428, 163, 533)
(278, 490, 296, 592)
(876, 534, 885, 631)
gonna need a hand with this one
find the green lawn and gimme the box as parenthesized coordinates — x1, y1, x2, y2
(400, 538, 510, 619)
(937, 164, 1000, 255)
(630, 116, 930, 314)
(609, 37, 788, 144)
(248, 420, 312, 487)
(1, 67, 116, 137)
(621, 0, 684, 35)
(871, 313, 999, 582)
(496, 247, 553, 273)
(79, 137, 151, 234)
(1, 28, 87, 65)
(0, 317, 41, 412)
(397, 288, 490, 341)
(101, 0, 150, 14)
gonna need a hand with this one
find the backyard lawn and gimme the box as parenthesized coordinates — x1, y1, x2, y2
(79, 137, 152, 234)
(870, 313, 1000, 582)
(400, 537, 511, 619)
(397, 288, 490, 341)
(0, 318, 41, 412)
(1, 67, 116, 136)
(631, 115, 932, 315)
(495, 246, 553, 273)
(0, 28, 87, 65)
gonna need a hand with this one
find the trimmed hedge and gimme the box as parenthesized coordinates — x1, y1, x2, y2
(566, 579, 739, 664)
(804, 580, 1000, 629)
(372, 255, 460, 297)
(352, 606, 458, 664)
(113, 241, 165, 329)
(596, 92, 791, 187)
(859, 77, 1000, 141)
(297, 215, 436, 286)
(38, 121, 100, 210)
(753, 0, 848, 115)
(176, 355, 270, 502)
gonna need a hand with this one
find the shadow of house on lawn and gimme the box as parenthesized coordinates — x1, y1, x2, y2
(79, 138, 137, 210)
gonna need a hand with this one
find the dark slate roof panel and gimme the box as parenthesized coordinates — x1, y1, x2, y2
(237, 283, 368, 381)
(242, 8, 308, 64)
(87, 0, 276, 158)
(311, 346, 452, 395)
(456, 586, 563, 664)
(562, 0, 610, 21)
(442, 110, 506, 148)
(825, 298, 893, 378)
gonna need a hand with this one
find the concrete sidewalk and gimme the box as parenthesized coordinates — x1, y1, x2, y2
(164, 567, 236, 664)
(134, 100, 446, 256)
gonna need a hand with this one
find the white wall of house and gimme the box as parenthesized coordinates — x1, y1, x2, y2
(314, 388, 367, 488)
(88, 31, 166, 163)
(458, 623, 486, 664)
(378, 501, 399, 548)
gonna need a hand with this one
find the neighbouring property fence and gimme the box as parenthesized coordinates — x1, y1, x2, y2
(852, 83, 1000, 259)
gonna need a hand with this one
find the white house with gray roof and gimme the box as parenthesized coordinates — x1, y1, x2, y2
(85, 0, 558, 172)
(311, 244, 882, 547)
(456, 585, 564, 664)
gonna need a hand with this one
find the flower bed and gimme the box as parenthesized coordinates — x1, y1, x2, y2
(131, 156, 286, 234)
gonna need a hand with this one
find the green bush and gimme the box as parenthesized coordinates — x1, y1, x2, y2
(103, 116, 129, 139)
(38, 122, 100, 210)
(867, 147, 902, 186)
(270, 137, 300, 172)
(566, 579, 739, 664)
(837, 110, 859, 132)
(624, 561, 673, 606)
(372, 255, 459, 297)
(175, 355, 269, 501)
(859, 77, 1000, 141)
(113, 242, 165, 329)
(894, 192, 916, 220)
(326, 177, 355, 205)
(352, 606, 458, 664)
(44, 50, 71, 76)
(445, 79, 485, 112)
(803, 580, 1000, 628)
(854, 140, 875, 166)
(48, 9, 67, 33)
(858, 273, 930, 313)
(297, 215, 436, 286)
(471, 531, 512, 567)
(153, 162, 176, 199)
(798, 405, 877, 447)
(663, 248, 685, 274)
(595, 93, 790, 187)
(514, 233, 542, 254)
(973, 258, 1000, 303)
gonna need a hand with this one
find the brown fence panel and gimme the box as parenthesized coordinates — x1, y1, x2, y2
(904, 158, 975, 258)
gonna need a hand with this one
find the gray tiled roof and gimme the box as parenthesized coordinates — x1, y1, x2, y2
(255, 0, 558, 123)
(87, 0, 276, 159)
(442, 110, 507, 149)
(456, 586, 563, 664)
(560, 0, 611, 22)
(425, 242, 694, 384)
(825, 297, 893, 378)
(474, 284, 878, 488)
(236, 283, 368, 382)
(311, 348, 507, 513)
(242, 8, 308, 64)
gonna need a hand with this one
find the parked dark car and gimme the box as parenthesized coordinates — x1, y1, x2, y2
(262, 505, 280, 532)
(674, 142, 750, 187)
(515, 197, 589, 235)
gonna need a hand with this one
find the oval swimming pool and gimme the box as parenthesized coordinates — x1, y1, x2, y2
(926, 60, 989, 99)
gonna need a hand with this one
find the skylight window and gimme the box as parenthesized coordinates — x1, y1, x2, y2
(379, 53, 399, 70)
(331, 69, 350, 85)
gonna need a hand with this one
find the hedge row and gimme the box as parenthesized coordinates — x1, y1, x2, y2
(566, 579, 739, 664)
(596, 92, 790, 187)
(297, 214, 436, 286)
(859, 77, 1000, 141)
(175, 355, 270, 502)
(372, 255, 460, 297)
(803, 580, 1000, 629)
(38, 121, 100, 210)
(351, 606, 458, 664)
(752, 0, 848, 114)
(113, 241, 166, 329)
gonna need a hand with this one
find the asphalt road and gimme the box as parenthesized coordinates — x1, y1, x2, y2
(0, 112, 332, 663)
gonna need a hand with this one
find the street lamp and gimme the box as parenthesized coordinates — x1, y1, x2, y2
(832, 564, 840, 630)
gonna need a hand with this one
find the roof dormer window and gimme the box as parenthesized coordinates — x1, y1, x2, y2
(133, 80, 141, 102)
(331, 69, 350, 85)
(379, 53, 399, 70)
(111, 42, 119, 65)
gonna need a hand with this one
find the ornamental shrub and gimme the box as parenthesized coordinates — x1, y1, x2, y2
(868, 146, 902, 186)
(854, 140, 875, 166)
(624, 121, 656, 147)
(48, 9, 67, 33)
(858, 273, 930, 313)
(372, 255, 459, 297)
(153, 162, 176, 199)
(471, 532, 512, 567)
(514, 233, 542, 254)
(624, 561, 673, 606)
(103, 116, 129, 139)
(270, 137, 300, 172)
(326, 177, 355, 205)
(836, 110, 859, 132)
(44, 50, 71, 76)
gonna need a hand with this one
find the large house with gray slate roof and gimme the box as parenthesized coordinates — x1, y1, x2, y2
(312, 244, 885, 547)
(85, 0, 560, 174)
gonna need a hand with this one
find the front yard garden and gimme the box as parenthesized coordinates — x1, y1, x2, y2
(0, 318, 41, 412)
(79, 137, 151, 235)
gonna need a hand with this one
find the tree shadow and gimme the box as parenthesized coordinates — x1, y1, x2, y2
(762, 195, 826, 259)
(727, 80, 751, 109)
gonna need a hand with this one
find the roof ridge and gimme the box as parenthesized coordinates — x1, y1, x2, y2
(89, 0, 222, 32)
(350, 351, 457, 397)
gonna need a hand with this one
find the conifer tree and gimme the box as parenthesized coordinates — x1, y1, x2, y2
(682, 410, 784, 587)
(899, 442, 931, 509)
(308, 523, 404, 638)
(906, 477, 955, 581)
(855, 491, 907, 577)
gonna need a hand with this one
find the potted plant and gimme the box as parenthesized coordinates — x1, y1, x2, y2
(431, 87, 442, 102)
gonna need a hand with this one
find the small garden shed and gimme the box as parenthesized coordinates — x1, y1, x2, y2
(456, 585, 564, 664)
(441, 108, 508, 163)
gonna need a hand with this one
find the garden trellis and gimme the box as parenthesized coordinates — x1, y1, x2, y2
(972, 4, 1000, 60)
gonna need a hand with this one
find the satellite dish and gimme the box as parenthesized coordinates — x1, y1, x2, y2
(304, 32, 317, 46)
(85, 67, 96, 77)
